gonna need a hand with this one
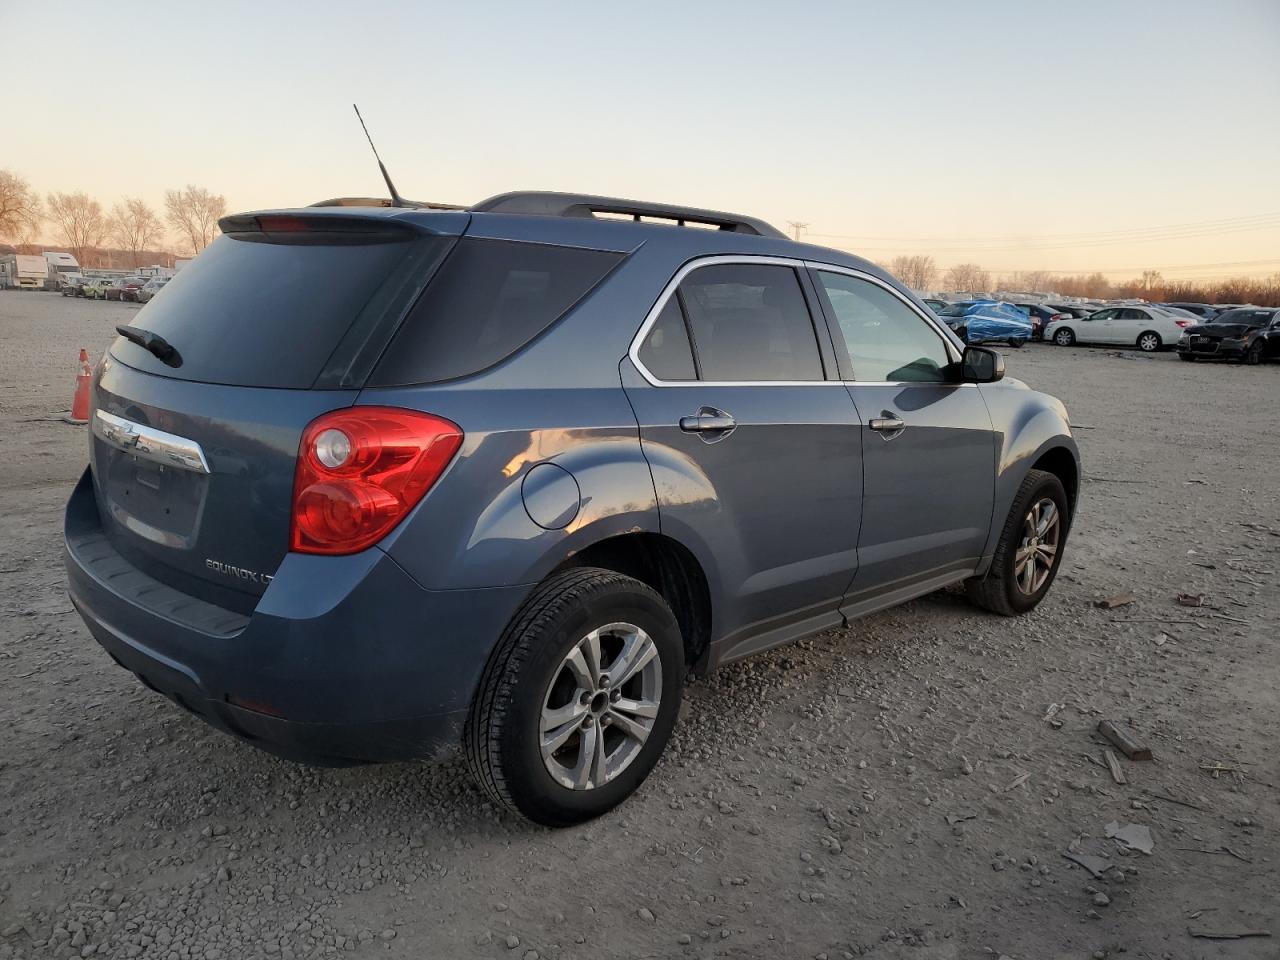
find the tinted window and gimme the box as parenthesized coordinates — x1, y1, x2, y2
(111, 232, 443, 388)
(676, 264, 823, 381)
(373, 239, 623, 385)
(816, 272, 952, 382)
(1117, 308, 1148, 320)
(638, 297, 696, 380)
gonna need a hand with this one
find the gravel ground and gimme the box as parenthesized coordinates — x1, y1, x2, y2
(1, 291, 1277, 960)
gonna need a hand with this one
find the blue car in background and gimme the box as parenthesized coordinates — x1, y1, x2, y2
(937, 300, 1035, 347)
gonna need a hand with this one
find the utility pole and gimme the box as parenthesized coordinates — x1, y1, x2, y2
(787, 221, 809, 242)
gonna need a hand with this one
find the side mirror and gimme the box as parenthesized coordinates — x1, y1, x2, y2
(961, 345, 1004, 383)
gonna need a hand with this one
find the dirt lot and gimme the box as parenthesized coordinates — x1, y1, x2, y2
(1, 290, 1277, 960)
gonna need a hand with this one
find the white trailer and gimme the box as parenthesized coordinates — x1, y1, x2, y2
(43, 251, 81, 291)
(0, 254, 50, 290)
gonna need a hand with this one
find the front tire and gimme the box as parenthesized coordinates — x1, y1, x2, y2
(1053, 328, 1075, 346)
(1179, 353, 1196, 362)
(1007, 338, 1023, 349)
(1244, 341, 1264, 365)
(1137, 331, 1161, 352)
(466, 567, 683, 826)
(966, 469, 1069, 616)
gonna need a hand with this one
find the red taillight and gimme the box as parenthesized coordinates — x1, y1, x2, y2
(1175, 319, 1191, 328)
(290, 407, 463, 555)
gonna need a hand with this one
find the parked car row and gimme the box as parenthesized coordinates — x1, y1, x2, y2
(920, 293, 1275, 362)
(61, 275, 170, 303)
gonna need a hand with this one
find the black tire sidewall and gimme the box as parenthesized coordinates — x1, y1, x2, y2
(996, 473, 1070, 614)
(1138, 332, 1160, 352)
(1055, 329, 1074, 346)
(498, 580, 683, 825)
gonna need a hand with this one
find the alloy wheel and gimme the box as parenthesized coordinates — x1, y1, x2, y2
(1014, 497, 1060, 595)
(1138, 333, 1159, 352)
(1054, 330, 1073, 346)
(539, 622, 662, 791)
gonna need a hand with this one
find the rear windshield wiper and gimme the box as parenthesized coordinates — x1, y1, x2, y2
(115, 325, 183, 368)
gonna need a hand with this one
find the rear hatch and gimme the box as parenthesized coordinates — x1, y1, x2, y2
(89, 210, 465, 612)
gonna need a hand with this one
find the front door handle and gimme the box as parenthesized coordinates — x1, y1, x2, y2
(869, 414, 906, 437)
(679, 406, 737, 441)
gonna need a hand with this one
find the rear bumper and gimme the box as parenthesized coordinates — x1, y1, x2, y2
(64, 469, 529, 765)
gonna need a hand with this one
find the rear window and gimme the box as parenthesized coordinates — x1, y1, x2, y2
(111, 231, 448, 388)
(370, 239, 623, 385)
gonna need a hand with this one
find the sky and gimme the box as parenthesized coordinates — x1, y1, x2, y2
(4, 0, 1279, 281)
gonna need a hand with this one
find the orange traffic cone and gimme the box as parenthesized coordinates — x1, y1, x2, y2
(67, 348, 93, 424)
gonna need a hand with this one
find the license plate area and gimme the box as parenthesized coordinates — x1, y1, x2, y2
(99, 446, 207, 550)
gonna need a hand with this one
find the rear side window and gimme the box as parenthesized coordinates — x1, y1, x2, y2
(637, 298, 697, 381)
(111, 231, 445, 388)
(676, 264, 823, 381)
(371, 239, 623, 385)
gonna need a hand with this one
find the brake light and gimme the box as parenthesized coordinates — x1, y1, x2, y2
(1175, 319, 1192, 328)
(255, 215, 315, 233)
(290, 407, 463, 555)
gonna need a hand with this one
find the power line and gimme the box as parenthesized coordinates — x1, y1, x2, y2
(787, 220, 809, 241)
(806, 211, 1280, 245)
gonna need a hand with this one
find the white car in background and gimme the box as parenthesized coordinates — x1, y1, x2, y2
(1044, 305, 1194, 352)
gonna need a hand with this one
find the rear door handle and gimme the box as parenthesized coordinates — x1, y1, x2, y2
(869, 414, 906, 437)
(679, 406, 737, 440)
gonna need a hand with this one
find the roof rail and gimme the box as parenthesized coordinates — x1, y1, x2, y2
(309, 196, 466, 210)
(470, 191, 787, 239)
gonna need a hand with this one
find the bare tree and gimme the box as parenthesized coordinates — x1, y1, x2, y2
(46, 192, 106, 265)
(941, 263, 991, 293)
(108, 197, 163, 268)
(164, 185, 226, 254)
(887, 255, 939, 291)
(0, 169, 43, 241)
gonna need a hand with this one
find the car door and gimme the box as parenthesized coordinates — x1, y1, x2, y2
(622, 258, 864, 658)
(807, 267, 996, 611)
(1114, 308, 1149, 345)
(1080, 308, 1117, 343)
(1267, 316, 1280, 358)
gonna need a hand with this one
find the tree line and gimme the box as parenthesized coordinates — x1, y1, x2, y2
(886, 254, 1280, 307)
(0, 169, 226, 269)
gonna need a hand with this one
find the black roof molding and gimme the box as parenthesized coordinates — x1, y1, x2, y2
(470, 191, 787, 239)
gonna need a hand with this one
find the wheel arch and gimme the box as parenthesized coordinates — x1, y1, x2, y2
(550, 532, 713, 675)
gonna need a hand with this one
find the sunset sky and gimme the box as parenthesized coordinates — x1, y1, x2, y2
(4, 0, 1279, 280)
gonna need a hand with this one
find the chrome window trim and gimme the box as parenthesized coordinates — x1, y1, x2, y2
(627, 255, 840, 388)
(92, 409, 211, 474)
(628, 254, 964, 387)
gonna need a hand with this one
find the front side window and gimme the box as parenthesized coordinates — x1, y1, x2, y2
(676, 264, 824, 381)
(1090, 309, 1117, 320)
(816, 272, 952, 383)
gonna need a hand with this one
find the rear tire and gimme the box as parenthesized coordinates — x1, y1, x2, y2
(466, 567, 683, 826)
(1137, 331, 1161, 352)
(966, 469, 1069, 617)
(1053, 328, 1075, 346)
(1007, 338, 1023, 349)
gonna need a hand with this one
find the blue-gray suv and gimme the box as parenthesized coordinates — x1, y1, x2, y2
(64, 192, 1080, 825)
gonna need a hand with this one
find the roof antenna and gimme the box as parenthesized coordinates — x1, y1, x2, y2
(353, 104, 405, 208)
